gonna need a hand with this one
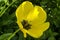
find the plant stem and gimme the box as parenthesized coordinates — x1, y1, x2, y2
(0, 0, 16, 17)
(8, 29, 20, 40)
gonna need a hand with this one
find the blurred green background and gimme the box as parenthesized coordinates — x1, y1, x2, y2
(0, 0, 60, 40)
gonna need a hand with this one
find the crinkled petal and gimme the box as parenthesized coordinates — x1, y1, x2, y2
(16, 1, 33, 21)
(26, 22, 50, 38)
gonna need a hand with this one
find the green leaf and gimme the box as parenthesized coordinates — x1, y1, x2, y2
(0, 33, 12, 40)
(48, 36, 56, 40)
(3, 0, 9, 5)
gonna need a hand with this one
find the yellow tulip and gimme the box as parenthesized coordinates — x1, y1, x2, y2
(16, 1, 50, 38)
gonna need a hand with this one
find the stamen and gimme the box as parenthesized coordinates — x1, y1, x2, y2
(21, 20, 31, 30)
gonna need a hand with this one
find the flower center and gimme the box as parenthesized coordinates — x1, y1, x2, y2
(21, 20, 31, 30)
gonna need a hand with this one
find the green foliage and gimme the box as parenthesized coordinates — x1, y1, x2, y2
(0, 33, 12, 40)
(0, 0, 60, 40)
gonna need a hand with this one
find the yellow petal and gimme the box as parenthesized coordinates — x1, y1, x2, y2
(17, 21, 27, 38)
(27, 6, 47, 23)
(27, 6, 39, 21)
(26, 22, 50, 38)
(16, 1, 33, 21)
(38, 6, 47, 23)
(17, 21, 23, 29)
(21, 29, 27, 38)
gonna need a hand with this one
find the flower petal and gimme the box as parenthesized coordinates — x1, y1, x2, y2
(38, 6, 47, 23)
(27, 6, 39, 21)
(26, 22, 50, 38)
(27, 6, 47, 23)
(16, 1, 33, 21)
(17, 21, 27, 38)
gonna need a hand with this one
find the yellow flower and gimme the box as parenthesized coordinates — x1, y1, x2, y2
(16, 1, 50, 38)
